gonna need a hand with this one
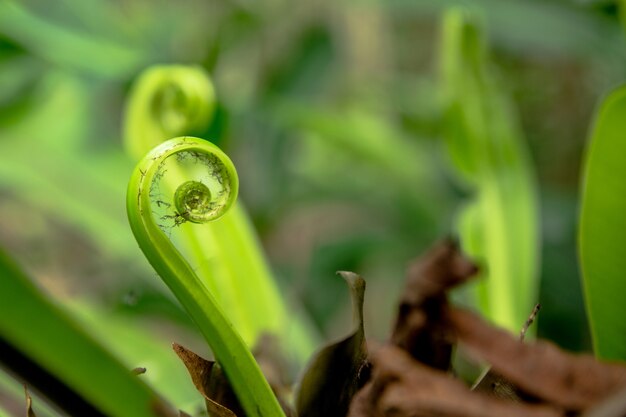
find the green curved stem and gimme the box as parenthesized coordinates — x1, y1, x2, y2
(126, 136, 285, 417)
(123, 64, 317, 362)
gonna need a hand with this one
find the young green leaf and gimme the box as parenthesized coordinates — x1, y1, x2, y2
(0, 248, 171, 417)
(579, 85, 626, 361)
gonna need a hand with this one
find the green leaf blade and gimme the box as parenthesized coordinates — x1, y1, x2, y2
(579, 85, 626, 361)
(0, 248, 169, 417)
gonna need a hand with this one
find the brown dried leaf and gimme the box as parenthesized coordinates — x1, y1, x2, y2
(204, 398, 238, 417)
(348, 345, 561, 417)
(151, 401, 194, 417)
(172, 343, 240, 417)
(151, 399, 185, 417)
(390, 239, 478, 370)
(583, 385, 626, 417)
(174, 338, 297, 417)
(472, 304, 542, 402)
(24, 386, 37, 417)
(449, 308, 626, 410)
(295, 272, 369, 417)
(471, 369, 524, 402)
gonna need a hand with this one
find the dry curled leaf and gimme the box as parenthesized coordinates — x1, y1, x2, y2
(173, 343, 240, 417)
(472, 304, 542, 402)
(174, 335, 296, 417)
(583, 385, 626, 417)
(449, 308, 626, 411)
(295, 272, 369, 417)
(471, 369, 524, 402)
(348, 344, 561, 417)
(24, 386, 37, 417)
(390, 239, 478, 370)
(347, 239, 626, 417)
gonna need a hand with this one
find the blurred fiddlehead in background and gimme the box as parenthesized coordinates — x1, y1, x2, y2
(123, 65, 216, 161)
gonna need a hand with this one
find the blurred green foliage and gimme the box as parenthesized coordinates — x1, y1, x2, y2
(440, 8, 540, 335)
(1, 0, 625, 412)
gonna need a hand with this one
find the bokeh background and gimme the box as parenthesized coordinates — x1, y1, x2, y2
(1, 1, 625, 400)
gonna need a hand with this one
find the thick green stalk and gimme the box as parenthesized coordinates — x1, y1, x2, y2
(126, 136, 285, 417)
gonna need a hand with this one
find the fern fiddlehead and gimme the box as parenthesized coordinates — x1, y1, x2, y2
(124, 65, 307, 349)
(127, 136, 285, 417)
